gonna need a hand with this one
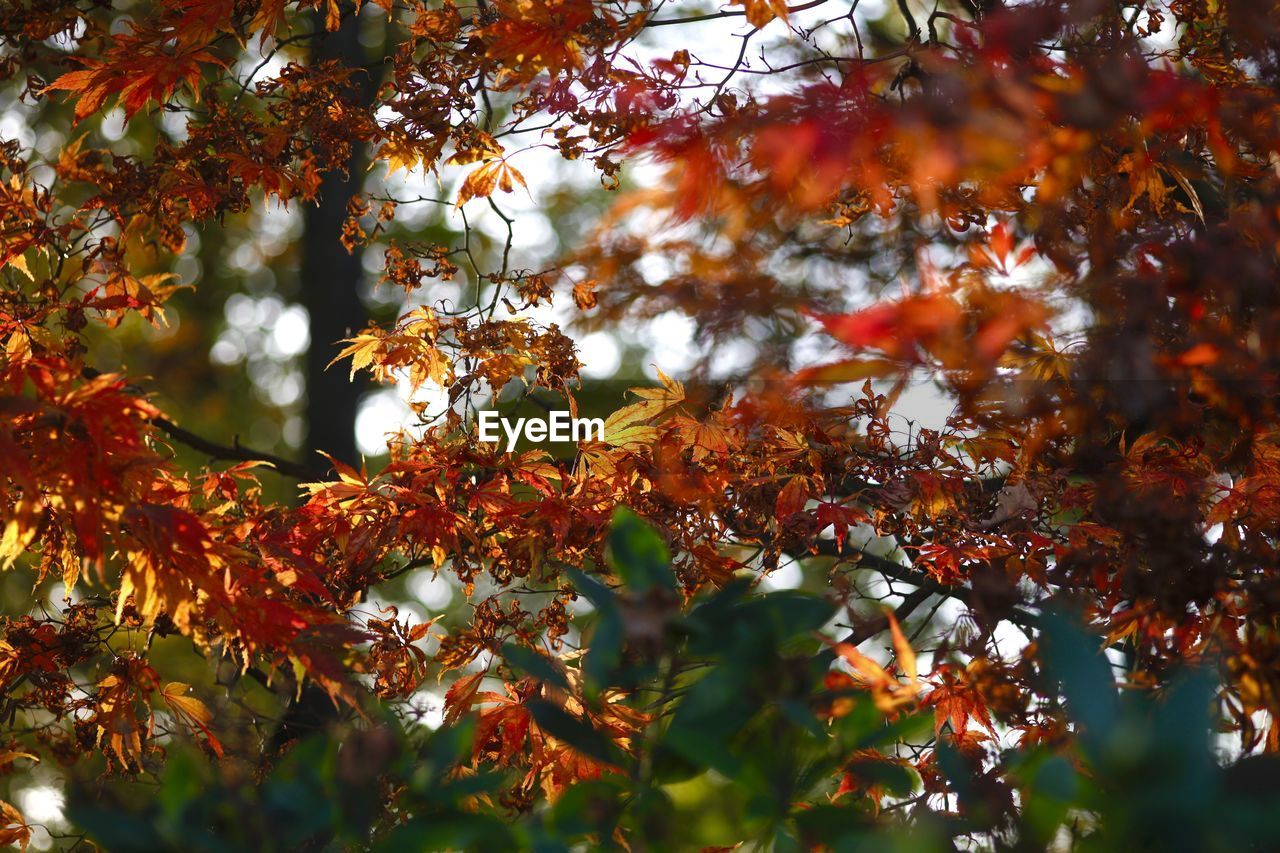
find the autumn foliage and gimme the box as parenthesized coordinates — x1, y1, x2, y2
(5, 0, 1280, 849)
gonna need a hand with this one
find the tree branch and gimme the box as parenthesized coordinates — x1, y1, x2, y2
(646, 0, 832, 27)
(152, 416, 322, 480)
(81, 365, 322, 480)
(896, 0, 921, 41)
(830, 471, 1006, 501)
(813, 538, 1039, 633)
(838, 584, 935, 646)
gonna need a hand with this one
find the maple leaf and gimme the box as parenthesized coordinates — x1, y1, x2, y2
(730, 0, 789, 28)
(442, 671, 486, 727)
(8, 0, 1280, 839)
(601, 416, 657, 449)
(0, 801, 31, 853)
(888, 611, 917, 683)
(809, 295, 965, 362)
(472, 688, 534, 766)
(330, 331, 385, 380)
(91, 670, 153, 771)
(0, 500, 40, 571)
(456, 159, 529, 208)
(794, 357, 900, 384)
(572, 279, 599, 310)
(45, 39, 226, 123)
(117, 505, 221, 631)
(481, 0, 596, 81)
(250, 0, 290, 46)
(161, 682, 224, 758)
(980, 482, 1038, 529)
(1000, 331, 1073, 380)
(171, 0, 237, 46)
(0, 752, 37, 770)
(377, 133, 446, 177)
(775, 475, 810, 520)
(603, 369, 685, 447)
(928, 680, 996, 740)
(826, 613, 922, 714)
(672, 415, 736, 462)
(814, 501, 869, 544)
(969, 290, 1049, 364)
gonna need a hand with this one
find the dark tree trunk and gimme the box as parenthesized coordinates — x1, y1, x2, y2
(267, 5, 384, 767)
(301, 5, 373, 470)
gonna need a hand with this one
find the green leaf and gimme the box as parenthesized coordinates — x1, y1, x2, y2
(607, 507, 676, 593)
(419, 769, 511, 806)
(66, 805, 167, 853)
(546, 776, 631, 839)
(157, 749, 205, 822)
(376, 812, 514, 851)
(566, 566, 624, 693)
(1038, 608, 1117, 757)
(737, 591, 836, 642)
(502, 642, 571, 689)
(565, 565, 618, 613)
(661, 667, 749, 776)
(844, 757, 917, 797)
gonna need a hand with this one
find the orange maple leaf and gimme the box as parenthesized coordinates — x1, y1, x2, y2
(456, 159, 529, 207)
(482, 0, 597, 81)
(45, 38, 225, 123)
(0, 801, 31, 853)
(730, 0, 790, 28)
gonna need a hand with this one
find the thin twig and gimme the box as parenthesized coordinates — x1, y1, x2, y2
(646, 0, 832, 27)
(152, 416, 322, 480)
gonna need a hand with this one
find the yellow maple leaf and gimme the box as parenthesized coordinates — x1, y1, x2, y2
(329, 332, 385, 380)
(378, 134, 445, 177)
(161, 682, 224, 757)
(0, 499, 41, 570)
(601, 369, 685, 447)
(603, 417, 658, 449)
(92, 674, 149, 770)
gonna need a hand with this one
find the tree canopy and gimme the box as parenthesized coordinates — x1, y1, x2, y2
(4, 0, 1280, 849)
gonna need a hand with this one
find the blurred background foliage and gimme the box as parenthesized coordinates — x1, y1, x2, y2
(52, 512, 1280, 851)
(6, 1, 1273, 849)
